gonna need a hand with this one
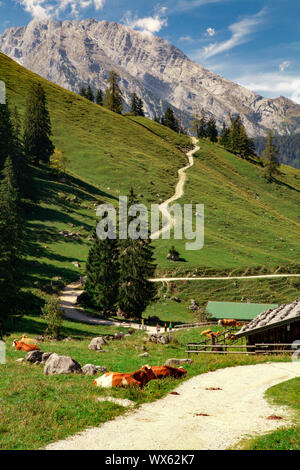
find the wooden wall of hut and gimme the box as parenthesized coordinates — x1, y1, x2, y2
(246, 320, 300, 350)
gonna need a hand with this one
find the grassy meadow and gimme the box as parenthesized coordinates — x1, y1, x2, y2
(0, 315, 293, 450)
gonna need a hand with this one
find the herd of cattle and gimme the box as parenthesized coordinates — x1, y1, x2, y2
(93, 365, 187, 389)
(13, 320, 244, 389)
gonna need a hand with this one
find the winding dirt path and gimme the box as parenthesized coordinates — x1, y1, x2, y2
(150, 273, 300, 282)
(46, 361, 300, 450)
(61, 282, 157, 334)
(151, 137, 200, 240)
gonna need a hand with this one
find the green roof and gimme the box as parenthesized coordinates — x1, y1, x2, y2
(206, 301, 279, 321)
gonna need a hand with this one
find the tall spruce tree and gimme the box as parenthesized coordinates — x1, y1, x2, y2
(263, 130, 280, 182)
(219, 121, 230, 148)
(198, 108, 207, 138)
(118, 188, 156, 320)
(162, 107, 179, 133)
(79, 87, 87, 98)
(103, 71, 123, 114)
(23, 83, 54, 165)
(0, 103, 13, 170)
(190, 112, 200, 137)
(85, 230, 119, 315)
(207, 117, 218, 142)
(136, 97, 145, 117)
(86, 85, 95, 102)
(96, 89, 104, 106)
(0, 156, 23, 338)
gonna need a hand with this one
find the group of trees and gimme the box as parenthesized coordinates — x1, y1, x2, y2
(79, 71, 145, 117)
(0, 82, 54, 338)
(191, 109, 218, 142)
(219, 115, 255, 158)
(84, 189, 156, 320)
(254, 132, 300, 170)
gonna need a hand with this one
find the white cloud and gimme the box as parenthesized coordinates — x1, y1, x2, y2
(19, 0, 106, 19)
(236, 72, 300, 104)
(279, 61, 291, 72)
(122, 7, 168, 35)
(202, 9, 266, 59)
(206, 27, 215, 37)
(175, 0, 224, 12)
(179, 35, 194, 43)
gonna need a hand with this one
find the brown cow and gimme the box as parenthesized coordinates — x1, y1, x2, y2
(12, 340, 40, 352)
(93, 366, 156, 389)
(149, 365, 187, 380)
(218, 319, 239, 328)
(21, 334, 37, 345)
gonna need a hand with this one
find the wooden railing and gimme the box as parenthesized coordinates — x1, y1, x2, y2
(186, 343, 296, 355)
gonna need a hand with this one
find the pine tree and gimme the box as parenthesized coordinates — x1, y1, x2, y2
(207, 117, 218, 142)
(118, 188, 157, 320)
(136, 97, 145, 117)
(162, 107, 179, 133)
(219, 122, 230, 148)
(86, 85, 95, 102)
(263, 130, 280, 182)
(190, 112, 200, 137)
(79, 87, 87, 98)
(103, 71, 123, 114)
(226, 116, 255, 158)
(0, 156, 23, 338)
(85, 230, 119, 315)
(130, 93, 139, 115)
(153, 115, 160, 123)
(198, 108, 207, 138)
(96, 89, 103, 106)
(0, 103, 13, 170)
(23, 83, 54, 165)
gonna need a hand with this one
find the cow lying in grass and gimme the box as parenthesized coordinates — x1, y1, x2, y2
(146, 365, 187, 380)
(218, 319, 240, 328)
(21, 334, 37, 345)
(12, 340, 40, 352)
(93, 365, 156, 389)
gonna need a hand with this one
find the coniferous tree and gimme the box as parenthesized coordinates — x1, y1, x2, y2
(198, 108, 207, 138)
(0, 103, 13, 170)
(96, 89, 103, 106)
(79, 87, 87, 98)
(130, 93, 139, 115)
(23, 83, 54, 165)
(136, 97, 145, 117)
(162, 107, 179, 133)
(103, 71, 123, 114)
(207, 117, 218, 142)
(85, 229, 119, 316)
(153, 115, 160, 123)
(86, 85, 95, 102)
(118, 188, 157, 319)
(225, 115, 254, 158)
(190, 112, 200, 137)
(219, 121, 230, 148)
(263, 130, 280, 182)
(0, 156, 23, 338)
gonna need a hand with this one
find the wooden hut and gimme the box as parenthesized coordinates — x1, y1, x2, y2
(235, 300, 300, 348)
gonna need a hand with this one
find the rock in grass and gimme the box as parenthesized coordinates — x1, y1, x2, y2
(82, 364, 107, 376)
(165, 358, 193, 367)
(139, 352, 149, 357)
(16, 358, 24, 363)
(44, 353, 82, 375)
(97, 397, 135, 408)
(88, 337, 107, 351)
(26, 350, 44, 363)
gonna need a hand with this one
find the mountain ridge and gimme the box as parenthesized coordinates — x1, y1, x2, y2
(1, 17, 300, 137)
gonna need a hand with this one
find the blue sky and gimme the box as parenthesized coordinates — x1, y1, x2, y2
(1, 0, 300, 103)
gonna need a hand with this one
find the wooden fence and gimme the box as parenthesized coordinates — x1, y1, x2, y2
(186, 342, 297, 356)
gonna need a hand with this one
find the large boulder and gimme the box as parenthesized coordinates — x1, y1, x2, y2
(26, 350, 44, 363)
(189, 299, 199, 311)
(82, 364, 107, 376)
(88, 337, 107, 351)
(44, 353, 82, 375)
(149, 334, 171, 345)
(165, 358, 194, 368)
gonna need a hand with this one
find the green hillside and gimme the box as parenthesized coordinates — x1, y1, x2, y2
(0, 52, 300, 297)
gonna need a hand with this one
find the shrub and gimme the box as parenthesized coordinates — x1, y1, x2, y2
(42, 296, 64, 339)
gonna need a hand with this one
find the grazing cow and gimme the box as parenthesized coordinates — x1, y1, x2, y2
(149, 365, 187, 380)
(206, 331, 221, 339)
(21, 334, 37, 345)
(218, 319, 239, 328)
(12, 340, 40, 352)
(201, 329, 212, 336)
(93, 366, 156, 389)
